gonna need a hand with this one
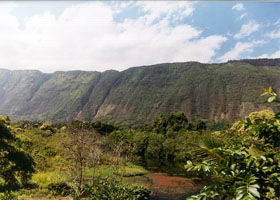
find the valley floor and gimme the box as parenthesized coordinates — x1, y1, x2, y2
(23, 172, 201, 200)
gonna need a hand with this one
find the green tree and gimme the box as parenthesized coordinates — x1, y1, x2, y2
(152, 112, 188, 134)
(0, 116, 35, 193)
(162, 138, 177, 160)
(145, 133, 165, 159)
(194, 118, 207, 131)
(132, 131, 149, 159)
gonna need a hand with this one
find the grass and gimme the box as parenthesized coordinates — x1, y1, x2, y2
(32, 171, 69, 188)
(83, 163, 148, 179)
(118, 163, 148, 177)
(16, 163, 148, 198)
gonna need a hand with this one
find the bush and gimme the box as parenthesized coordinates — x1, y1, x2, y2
(48, 182, 72, 196)
(0, 192, 17, 200)
(32, 172, 66, 188)
(72, 179, 151, 200)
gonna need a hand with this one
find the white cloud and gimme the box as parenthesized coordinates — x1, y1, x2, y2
(232, 3, 246, 21)
(258, 50, 280, 58)
(136, 1, 195, 24)
(234, 21, 260, 39)
(274, 19, 280, 26)
(270, 50, 280, 58)
(0, 2, 17, 14)
(267, 29, 280, 39)
(173, 35, 227, 63)
(0, 2, 19, 33)
(232, 3, 245, 11)
(218, 40, 264, 62)
(0, 1, 227, 72)
(239, 13, 247, 20)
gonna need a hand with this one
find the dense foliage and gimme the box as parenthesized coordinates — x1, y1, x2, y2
(104, 112, 206, 164)
(151, 112, 188, 134)
(1, 111, 209, 198)
(3, 117, 151, 199)
(185, 87, 280, 200)
(73, 179, 150, 200)
(0, 116, 35, 193)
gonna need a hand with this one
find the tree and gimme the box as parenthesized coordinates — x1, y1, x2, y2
(63, 125, 142, 200)
(185, 87, 280, 200)
(162, 138, 177, 160)
(194, 118, 207, 131)
(152, 112, 188, 134)
(145, 133, 164, 159)
(132, 131, 149, 160)
(68, 120, 118, 136)
(62, 126, 101, 199)
(0, 116, 35, 193)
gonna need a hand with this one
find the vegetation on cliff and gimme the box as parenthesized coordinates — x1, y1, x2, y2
(1, 59, 280, 126)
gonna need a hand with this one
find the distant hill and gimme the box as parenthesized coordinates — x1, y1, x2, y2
(1, 59, 280, 126)
(229, 58, 280, 67)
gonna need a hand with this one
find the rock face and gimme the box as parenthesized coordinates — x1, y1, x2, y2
(0, 59, 280, 126)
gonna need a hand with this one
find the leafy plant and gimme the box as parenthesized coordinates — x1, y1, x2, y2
(185, 87, 280, 200)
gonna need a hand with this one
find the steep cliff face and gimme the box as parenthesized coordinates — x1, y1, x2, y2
(84, 61, 275, 125)
(0, 59, 279, 125)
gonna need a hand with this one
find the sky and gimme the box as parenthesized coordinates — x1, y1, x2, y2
(0, 1, 280, 73)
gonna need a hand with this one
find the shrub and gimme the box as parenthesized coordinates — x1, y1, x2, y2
(72, 179, 151, 200)
(0, 192, 17, 200)
(48, 182, 72, 196)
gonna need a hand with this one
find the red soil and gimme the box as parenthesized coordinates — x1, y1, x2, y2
(130, 172, 202, 200)
(146, 173, 195, 193)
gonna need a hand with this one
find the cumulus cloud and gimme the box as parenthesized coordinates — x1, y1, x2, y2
(234, 21, 259, 39)
(232, 3, 245, 11)
(0, 1, 227, 72)
(218, 40, 265, 62)
(173, 35, 227, 63)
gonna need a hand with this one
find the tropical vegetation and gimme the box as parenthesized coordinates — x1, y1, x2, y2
(1, 60, 280, 199)
(185, 87, 280, 199)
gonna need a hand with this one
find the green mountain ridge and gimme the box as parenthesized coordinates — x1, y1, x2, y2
(0, 59, 280, 126)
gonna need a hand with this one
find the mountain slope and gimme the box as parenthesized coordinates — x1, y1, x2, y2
(0, 59, 280, 125)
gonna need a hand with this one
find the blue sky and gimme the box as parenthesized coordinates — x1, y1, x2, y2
(0, 1, 280, 72)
